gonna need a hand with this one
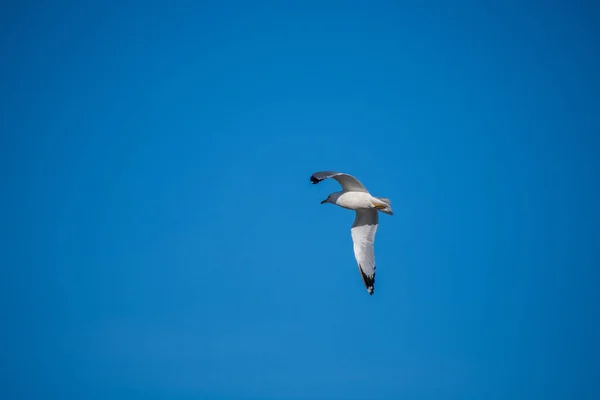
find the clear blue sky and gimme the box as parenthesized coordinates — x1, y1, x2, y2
(2, 1, 599, 399)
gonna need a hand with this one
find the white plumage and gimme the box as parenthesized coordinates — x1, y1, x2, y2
(310, 171, 393, 295)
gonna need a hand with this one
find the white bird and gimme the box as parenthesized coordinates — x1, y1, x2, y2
(310, 171, 393, 295)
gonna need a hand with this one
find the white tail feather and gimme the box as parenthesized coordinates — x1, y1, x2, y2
(376, 197, 393, 215)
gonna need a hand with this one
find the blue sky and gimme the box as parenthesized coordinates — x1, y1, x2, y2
(2, 1, 599, 399)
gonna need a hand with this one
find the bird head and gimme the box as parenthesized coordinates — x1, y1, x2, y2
(321, 192, 341, 204)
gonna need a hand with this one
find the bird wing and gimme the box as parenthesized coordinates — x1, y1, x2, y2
(351, 209, 379, 295)
(310, 171, 368, 192)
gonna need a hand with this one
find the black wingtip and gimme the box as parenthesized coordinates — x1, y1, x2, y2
(310, 175, 320, 184)
(359, 265, 375, 296)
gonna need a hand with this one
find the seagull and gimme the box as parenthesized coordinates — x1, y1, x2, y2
(310, 171, 393, 295)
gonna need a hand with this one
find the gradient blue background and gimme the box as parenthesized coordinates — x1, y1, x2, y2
(2, 1, 599, 399)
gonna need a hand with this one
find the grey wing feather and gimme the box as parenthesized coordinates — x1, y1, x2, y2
(351, 209, 378, 295)
(310, 171, 368, 192)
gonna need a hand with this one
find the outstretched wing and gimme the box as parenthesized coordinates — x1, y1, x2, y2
(310, 171, 368, 192)
(351, 209, 378, 295)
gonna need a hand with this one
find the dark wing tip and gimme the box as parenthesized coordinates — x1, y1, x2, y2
(359, 265, 375, 296)
(310, 171, 339, 184)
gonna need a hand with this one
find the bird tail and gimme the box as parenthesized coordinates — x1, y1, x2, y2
(376, 197, 393, 215)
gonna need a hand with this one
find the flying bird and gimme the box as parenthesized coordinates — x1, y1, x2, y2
(310, 171, 393, 295)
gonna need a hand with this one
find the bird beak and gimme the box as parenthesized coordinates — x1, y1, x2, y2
(320, 199, 328, 204)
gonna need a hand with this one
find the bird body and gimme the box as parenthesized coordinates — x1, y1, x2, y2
(325, 191, 393, 214)
(310, 171, 393, 295)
